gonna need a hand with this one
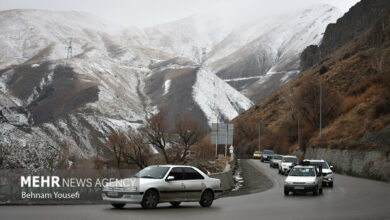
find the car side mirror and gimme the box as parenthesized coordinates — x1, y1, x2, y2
(166, 176, 175, 181)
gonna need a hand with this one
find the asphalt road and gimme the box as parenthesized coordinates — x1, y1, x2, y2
(1, 159, 390, 220)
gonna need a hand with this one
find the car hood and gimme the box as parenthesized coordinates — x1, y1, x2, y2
(281, 162, 294, 166)
(104, 177, 161, 188)
(286, 176, 316, 183)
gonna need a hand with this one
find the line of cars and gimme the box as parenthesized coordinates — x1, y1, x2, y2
(253, 150, 334, 196)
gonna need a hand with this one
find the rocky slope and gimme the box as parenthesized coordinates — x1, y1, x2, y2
(301, 0, 390, 70)
(0, 9, 251, 168)
(142, 5, 341, 102)
(231, 0, 390, 166)
(208, 5, 341, 102)
(0, 4, 343, 168)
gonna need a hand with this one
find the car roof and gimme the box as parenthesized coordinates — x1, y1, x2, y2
(282, 155, 298, 158)
(304, 159, 326, 162)
(148, 165, 195, 168)
(293, 165, 316, 169)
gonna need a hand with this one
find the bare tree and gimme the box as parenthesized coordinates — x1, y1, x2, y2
(125, 130, 151, 169)
(174, 112, 204, 161)
(294, 78, 341, 130)
(143, 109, 171, 163)
(194, 139, 215, 160)
(106, 131, 128, 168)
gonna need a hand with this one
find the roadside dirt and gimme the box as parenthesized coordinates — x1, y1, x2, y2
(222, 159, 273, 197)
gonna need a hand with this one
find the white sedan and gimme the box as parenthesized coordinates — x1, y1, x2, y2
(284, 165, 323, 195)
(102, 165, 222, 209)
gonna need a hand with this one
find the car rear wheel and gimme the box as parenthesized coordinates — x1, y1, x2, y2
(170, 202, 181, 207)
(199, 189, 214, 207)
(111, 203, 125, 209)
(141, 189, 159, 209)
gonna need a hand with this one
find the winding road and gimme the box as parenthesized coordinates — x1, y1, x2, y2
(1, 159, 390, 220)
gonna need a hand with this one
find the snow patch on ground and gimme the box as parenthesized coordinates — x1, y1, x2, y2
(192, 68, 253, 125)
(163, 79, 171, 95)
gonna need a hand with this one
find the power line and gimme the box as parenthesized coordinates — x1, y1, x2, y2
(67, 38, 73, 59)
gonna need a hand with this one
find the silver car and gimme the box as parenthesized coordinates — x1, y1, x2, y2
(284, 165, 323, 195)
(270, 155, 283, 168)
(102, 165, 222, 209)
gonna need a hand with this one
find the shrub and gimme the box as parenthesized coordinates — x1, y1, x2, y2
(319, 65, 328, 75)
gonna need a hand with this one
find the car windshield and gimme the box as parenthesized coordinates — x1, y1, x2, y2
(254, 151, 260, 154)
(273, 155, 282, 160)
(309, 161, 330, 169)
(263, 150, 274, 155)
(289, 168, 316, 176)
(283, 157, 298, 163)
(133, 166, 170, 179)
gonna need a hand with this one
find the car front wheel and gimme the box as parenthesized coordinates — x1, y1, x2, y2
(111, 203, 125, 209)
(141, 189, 159, 209)
(199, 189, 214, 207)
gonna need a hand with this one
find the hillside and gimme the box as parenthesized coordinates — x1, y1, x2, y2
(210, 5, 341, 102)
(0, 9, 252, 168)
(231, 0, 390, 158)
(0, 5, 343, 168)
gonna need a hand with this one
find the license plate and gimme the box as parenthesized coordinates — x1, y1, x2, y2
(294, 186, 304, 190)
(107, 191, 119, 197)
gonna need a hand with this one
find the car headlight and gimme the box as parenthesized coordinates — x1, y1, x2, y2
(125, 186, 138, 192)
(284, 180, 293, 184)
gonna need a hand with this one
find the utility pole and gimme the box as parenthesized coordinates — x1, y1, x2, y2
(320, 81, 322, 139)
(258, 123, 261, 152)
(298, 111, 301, 147)
(215, 119, 218, 159)
(67, 38, 73, 59)
(225, 124, 228, 158)
(310, 80, 322, 139)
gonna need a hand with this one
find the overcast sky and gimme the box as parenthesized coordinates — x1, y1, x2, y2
(0, 0, 360, 27)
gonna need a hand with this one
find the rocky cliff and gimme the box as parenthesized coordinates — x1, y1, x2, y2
(300, 0, 390, 70)
(231, 0, 390, 172)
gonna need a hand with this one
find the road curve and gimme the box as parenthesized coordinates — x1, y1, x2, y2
(1, 159, 390, 220)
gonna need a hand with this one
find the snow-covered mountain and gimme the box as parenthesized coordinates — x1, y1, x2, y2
(142, 5, 341, 102)
(0, 9, 251, 167)
(0, 5, 342, 167)
(207, 5, 342, 102)
(144, 14, 231, 64)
